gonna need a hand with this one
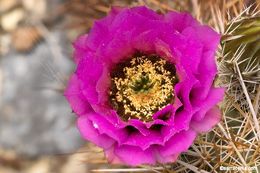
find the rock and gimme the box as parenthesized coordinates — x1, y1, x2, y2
(0, 31, 83, 157)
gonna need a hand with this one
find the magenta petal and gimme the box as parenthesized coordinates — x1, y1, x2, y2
(157, 129, 196, 157)
(100, 30, 134, 64)
(180, 27, 203, 73)
(192, 87, 225, 121)
(145, 119, 169, 128)
(174, 76, 199, 128)
(155, 38, 175, 61)
(73, 34, 90, 64)
(96, 67, 110, 104)
(191, 51, 219, 100)
(192, 25, 220, 51)
(114, 144, 156, 166)
(161, 110, 193, 143)
(131, 6, 162, 20)
(87, 112, 129, 144)
(64, 74, 92, 115)
(132, 29, 157, 53)
(76, 55, 103, 105)
(152, 104, 174, 120)
(123, 130, 162, 150)
(128, 119, 152, 136)
(104, 146, 122, 164)
(77, 115, 114, 149)
(191, 106, 221, 133)
(76, 54, 103, 83)
(164, 12, 198, 32)
(84, 7, 123, 51)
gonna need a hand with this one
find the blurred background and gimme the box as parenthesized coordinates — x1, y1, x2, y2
(0, 0, 259, 173)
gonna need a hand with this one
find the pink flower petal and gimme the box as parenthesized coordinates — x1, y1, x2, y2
(157, 129, 196, 157)
(113, 144, 156, 166)
(191, 106, 221, 132)
(64, 74, 92, 115)
(77, 115, 115, 149)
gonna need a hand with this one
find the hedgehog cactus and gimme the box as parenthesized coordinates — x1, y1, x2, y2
(187, 6, 260, 172)
(213, 7, 260, 171)
(220, 10, 260, 111)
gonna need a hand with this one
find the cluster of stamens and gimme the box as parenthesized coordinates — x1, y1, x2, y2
(110, 54, 177, 122)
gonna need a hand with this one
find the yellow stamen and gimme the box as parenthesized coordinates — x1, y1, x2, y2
(110, 55, 176, 122)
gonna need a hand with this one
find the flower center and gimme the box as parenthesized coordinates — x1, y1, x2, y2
(109, 54, 177, 122)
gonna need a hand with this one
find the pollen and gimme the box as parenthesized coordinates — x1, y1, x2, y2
(109, 54, 177, 122)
